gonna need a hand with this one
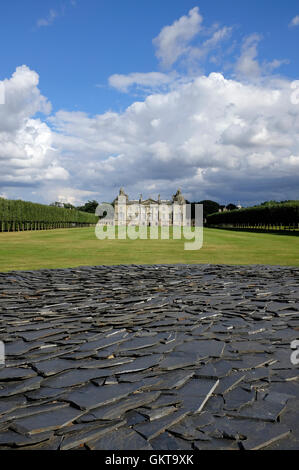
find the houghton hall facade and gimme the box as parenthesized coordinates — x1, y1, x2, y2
(110, 188, 187, 226)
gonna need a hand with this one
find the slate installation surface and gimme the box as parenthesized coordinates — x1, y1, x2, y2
(0, 264, 298, 450)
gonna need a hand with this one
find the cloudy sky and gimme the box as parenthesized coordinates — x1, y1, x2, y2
(0, 0, 299, 206)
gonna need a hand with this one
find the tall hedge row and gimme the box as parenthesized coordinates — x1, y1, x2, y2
(206, 201, 299, 228)
(0, 198, 98, 232)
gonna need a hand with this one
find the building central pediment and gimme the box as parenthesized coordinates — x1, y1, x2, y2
(141, 198, 158, 205)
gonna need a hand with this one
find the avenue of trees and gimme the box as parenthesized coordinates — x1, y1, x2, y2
(0, 198, 98, 232)
(206, 201, 299, 230)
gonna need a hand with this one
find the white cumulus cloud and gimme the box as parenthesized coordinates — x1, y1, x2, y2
(289, 15, 299, 27)
(108, 72, 174, 93)
(50, 72, 299, 204)
(153, 7, 203, 68)
(0, 66, 69, 193)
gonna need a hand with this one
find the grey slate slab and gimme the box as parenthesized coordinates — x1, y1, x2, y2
(175, 339, 226, 358)
(77, 331, 129, 352)
(175, 378, 219, 413)
(87, 427, 152, 450)
(147, 370, 195, 391)
(148, 432, 184, 450)
(0, 430, 54, 447)
(78, 391, 161, 421)
(63, 381, 145, 411)
(133, 409, 188, 440)
(0, 376, 43, 397)
(157, 352, 200, 370)
(0, 367, 37, 381)
(0, 396, 27, 415)
(11, 405, 84, 435)
(31, 358, 84, 377)
(60, 419, 126, 450)
(194, 361, 232, 380)
(216, 372, 246, 395)
(168, 417, 211, 441)
(20, 329, 66, 342)
(4, 340, 45, 356)
(41, 368, 111, 388)
(223, 387, 256, 411)
(240, 424, 291, 450)
(20, 436, 63, 450)
(112, 354, 163, 374)
(227, 400, 287, 422)
(144, 393, 182, 409)
(25, 386, 70, 400)
(138, 405, 177, 421)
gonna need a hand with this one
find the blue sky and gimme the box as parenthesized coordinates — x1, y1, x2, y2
(0, 0, 299, 205)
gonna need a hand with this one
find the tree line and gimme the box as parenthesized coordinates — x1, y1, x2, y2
(206, 201, 299, 230)
(0, 198, 99, 232)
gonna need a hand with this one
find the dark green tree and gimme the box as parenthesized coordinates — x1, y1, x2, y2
(226, 203, 238, 211)
(76, 200, 99, 214)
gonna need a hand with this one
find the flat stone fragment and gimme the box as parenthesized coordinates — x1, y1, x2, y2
(112, 354, 163, 374)
(168, 417, 211, 441)
(193, 439, 240, 451)
(60, 420, 126, 450)
(0, 396, 27, 415)
(227, 400, 287, 422)
(79, 391, 161, 421)
(216, 372, 246, 395)
(229, 341, 273, 354)
(223, 387, 256, 411)
(0, 376, 43, 397)
(0, 367, 37, 381)
(4, 340, 44, 357)
(79, 357, 134, 369)
(244, 368, 272, 383)
(125, 410, 147, 426)
(157, 352, 200, 370)
(144, 393, 182, 409)
(138, 405, 177, 421)
(11, 406, 84, 435)
(240, 424, 291, 450)
(20, 329, 66, 342)
(0, 402, 69, 424)
(0, 430, 54, 447)
(63, 381, 144, 411)
(41, 369, 111, 388)
(25, 387, 70, 400)
(194, 361, 232, 380)
(133, 409, 188, 441)
(175, 339, 225, 358)
(264, 391, 296, 405)
(149, 432, 187, 450)
(19, 436, 63, 450)
(31, 359, 83, 377)
(148, 370, 195, 391)
(175, 378, 219, 413)
(117, 335, 162, 351)
(77, 331, 129, 352)
(86, 427, 152, 450)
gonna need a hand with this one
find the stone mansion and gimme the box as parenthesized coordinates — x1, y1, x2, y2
(110, 188, 187, 226)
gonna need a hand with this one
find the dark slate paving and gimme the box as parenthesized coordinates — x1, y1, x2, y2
(0, 263, 298, 450)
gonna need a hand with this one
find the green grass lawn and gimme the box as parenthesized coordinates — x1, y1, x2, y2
(0, 226, 298, 272)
